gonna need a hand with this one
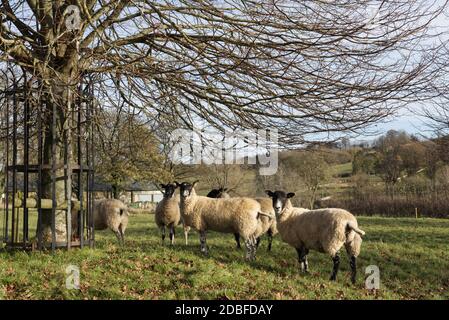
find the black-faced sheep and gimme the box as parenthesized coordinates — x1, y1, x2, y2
(206, 187, 230, 199)
(178, 181, 260, 260)
(266, 190, 365, 284)
(155, 183, 187, 245)
(206, 188, 277, 251)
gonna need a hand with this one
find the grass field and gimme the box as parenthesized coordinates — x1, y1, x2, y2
(0, 214, 448, 300)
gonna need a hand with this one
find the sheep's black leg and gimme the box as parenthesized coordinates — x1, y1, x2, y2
(267, 229, 273, 252)
(256, 237, 261, 248)
(234, 233, 241, 249)
(330, 253, 340, 281)
(296, 247, 309, 273)
(200, 231, 208, 255)
(303, 254, 309, 272)
(161, 226, 166, 245)
(350, 256, 357, 284)
(169, 225, 175, 245)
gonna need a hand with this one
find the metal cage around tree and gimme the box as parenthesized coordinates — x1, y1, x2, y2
(0, 66, 95, 251)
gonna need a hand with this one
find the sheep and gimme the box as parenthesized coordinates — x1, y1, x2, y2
(206, 188, 277, 251)
(206, 187, 242, 248)
(72, 198, 129, 245)
(206, 187, 231, 199)
(94, 199, 129, 245)
(155, 183, 188, 245)
(253, 197, 277, 251)
(178, 181, 261, 260)
(265, 190, 365, 284)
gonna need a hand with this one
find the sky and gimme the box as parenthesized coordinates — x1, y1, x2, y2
(352, 109, 434, 144)
(353, 0, 449, 142)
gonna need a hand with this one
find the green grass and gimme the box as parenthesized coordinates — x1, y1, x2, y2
(0, 215, 448, 299)
(330, 162, 353, 177)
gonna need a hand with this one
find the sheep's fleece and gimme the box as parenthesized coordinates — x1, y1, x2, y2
(277, 201, 363, 257)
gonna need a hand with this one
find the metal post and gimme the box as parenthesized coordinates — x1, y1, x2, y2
(37, 89, 43, 250)
(23, 71, 29, 247)
(11, 75, 17, 244)
(87, 78, 95, 248)
(77, 81, 84, 248)
(65, 87, 72, 250)
(90, 79, 95, 248)
(4, 71, 10, 244)
(51, 99, 57, 252)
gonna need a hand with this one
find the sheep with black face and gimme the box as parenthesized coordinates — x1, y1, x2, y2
(155, 182, 190, 245)
(266, 190, 365, 284)
(178, 181, 261, 260)
(206, 187, 231, 199)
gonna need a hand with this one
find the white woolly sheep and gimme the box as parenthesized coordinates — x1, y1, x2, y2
(265, 190, 365, 284)
(94, 199, 129, 245)
(207, 188, 277, 251)
(253, 197, 278, 251)
(155, 183, 190, 245)
(178, 181, 261, 260)
(72, 198, 129, 245)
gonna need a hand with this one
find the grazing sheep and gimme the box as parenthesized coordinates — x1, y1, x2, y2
(94, 199, 129, 245)
(265, 190, 365, 284)
(206, 188, 277, 251)
(155, 183, 184, 245)
(178, 181, 261, 260)
(72, 198, 129, 245)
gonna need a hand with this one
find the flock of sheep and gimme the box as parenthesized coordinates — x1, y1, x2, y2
(90, 181, 365, 284)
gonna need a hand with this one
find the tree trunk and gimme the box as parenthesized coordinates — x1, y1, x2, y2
(40, 96, 69, 244)
(112, 184, 120, 200)
(39, 67, 76, 245)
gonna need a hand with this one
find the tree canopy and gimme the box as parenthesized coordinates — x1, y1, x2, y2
(1, 0, 448, 144)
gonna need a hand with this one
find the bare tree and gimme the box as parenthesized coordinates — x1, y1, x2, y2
(1, 0, 447, 241)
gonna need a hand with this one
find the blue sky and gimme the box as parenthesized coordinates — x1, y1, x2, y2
(369, 113, 429, 136)
(353, 109, 435, 144)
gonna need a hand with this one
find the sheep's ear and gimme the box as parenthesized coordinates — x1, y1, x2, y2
(159, 183, 166, 189)
(192, 180, 199, 188)
(265, 190, 274, 197)
(223, 188, 228, 192)
(287, 192, 295, 198)
(174, 181, 180, 187)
